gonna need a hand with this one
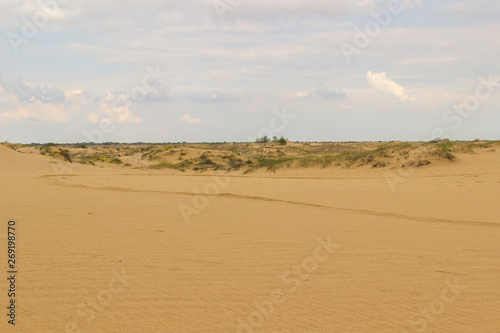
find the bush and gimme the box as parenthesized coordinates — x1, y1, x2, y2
(228, 158, 244, 170)
(256, 157, 294, 170)
(198, 158, 216, 166)
(256, 136, 270, 143)
(58, 149, 72, 163)
(148, 161, 190, 171)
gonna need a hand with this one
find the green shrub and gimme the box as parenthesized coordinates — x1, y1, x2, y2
(256, 136, 270, 143)
(255, 157, 294, 170)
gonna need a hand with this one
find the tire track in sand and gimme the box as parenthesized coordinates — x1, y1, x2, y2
(42, 175, 500, 229)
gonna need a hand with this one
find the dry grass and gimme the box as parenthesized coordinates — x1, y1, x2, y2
(18, 140, 500, 173)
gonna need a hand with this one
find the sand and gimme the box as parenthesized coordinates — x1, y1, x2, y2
(0, 143, 499, 332)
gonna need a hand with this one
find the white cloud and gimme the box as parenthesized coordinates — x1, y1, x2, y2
(2, 102, 69, 122)
(295, 83, 347, 100)
(87, 112, 99, 124)
(0, 78, 66, 104)
(0, 83, 84, 123)
(99, 103, 141, 124)
(0, 0, 498, 142)
(189, 90, 238, 103)
(96, 92, 142, 124)
(179, 114, 200, 123)
(144, 87, 175, 102)
(366, 71, 411, 101)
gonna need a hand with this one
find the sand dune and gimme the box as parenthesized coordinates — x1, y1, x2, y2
(1, 143, 499, 332)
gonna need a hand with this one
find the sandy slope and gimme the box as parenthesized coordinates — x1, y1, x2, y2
(0, 144, 499, 332)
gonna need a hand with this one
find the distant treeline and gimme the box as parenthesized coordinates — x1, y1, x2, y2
(24, 138, 497, 147)
(27, 142, 219, 147)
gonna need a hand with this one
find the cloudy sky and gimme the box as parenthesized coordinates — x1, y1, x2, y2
(0, 0, 499, 143)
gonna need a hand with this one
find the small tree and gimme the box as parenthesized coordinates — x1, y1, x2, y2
(256, 136, 270, 143)
(278, 137, 287, 145)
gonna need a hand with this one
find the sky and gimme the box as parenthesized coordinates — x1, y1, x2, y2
(0, 0, 499, 143)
